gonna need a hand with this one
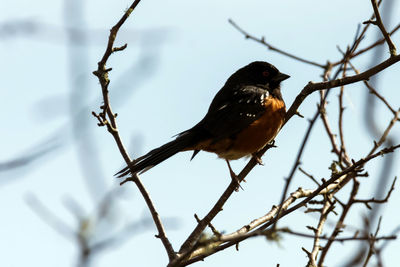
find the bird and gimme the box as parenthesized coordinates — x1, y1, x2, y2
(116, 61, 289, 185)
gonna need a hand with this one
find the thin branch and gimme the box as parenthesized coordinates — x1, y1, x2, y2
(363, 217, 383, 267)
(353, 177, 397, 209)
(351, 23, 400, 58)
(281, 144, 400, 217)
(330, 0, 382, 67)
(368, 0, 397, 56)
(92, 0, 176, 261)
(175, 144, 400, 265)
(273, 109, 320, 229)
(176, 144, 276, 256)
(318, 179, 360, 265)
(368, 109, 400, 156)
(319, 91, 348, 164)
(228, 19, 326, 68)
(285, 53, 400, 124)
(281, 228, 395, 242)
(337, 50, 351, 165)
(307, 195, 333, 266)
(347, 61, 398, 115)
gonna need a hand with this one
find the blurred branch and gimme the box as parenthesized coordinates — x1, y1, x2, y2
(363, 216, 383, 266)
(0, 137, 60, 174)
(26, 194, 75, 239)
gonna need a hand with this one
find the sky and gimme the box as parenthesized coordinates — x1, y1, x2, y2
(1, 0, 400, 266)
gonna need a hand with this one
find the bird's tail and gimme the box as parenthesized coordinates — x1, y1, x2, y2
(115, 131, 199, 178)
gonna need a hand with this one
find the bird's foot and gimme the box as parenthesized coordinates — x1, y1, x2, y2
(226, 160, 243, 191)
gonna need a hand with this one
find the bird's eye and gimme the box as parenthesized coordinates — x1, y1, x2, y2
(262, 71, 269, 77)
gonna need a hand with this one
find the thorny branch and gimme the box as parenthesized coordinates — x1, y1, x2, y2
(92, 0, 176, 261)
(174, 4, 400, 263)
(174, 141, 400, 264)
(91, 1, 400, 266)
(367, 0, 397, 56)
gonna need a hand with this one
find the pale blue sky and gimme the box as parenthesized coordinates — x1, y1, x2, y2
(1, 0, 400, 266)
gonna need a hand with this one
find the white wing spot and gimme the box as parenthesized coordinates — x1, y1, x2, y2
(246, 99, 251, 104)
(218, 104, 228, 110)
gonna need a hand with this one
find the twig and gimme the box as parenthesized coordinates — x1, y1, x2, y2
(319, 91, 348, 164)
(284, 53, 400, 124)
(177, 143, 398, 265)
(282, 144, 400, 217)
(337, 51, 351, 165)
(351, 23, 400, 58)
(92, 0, 177, 261)
(353, 177, 397, 209)
(368, 109, 400, 156)
(363, 216, 383, 267)
(175, 144, 400, 265)
(347, 61, 398, 116)
(330, 0, 382, 67)
(318, 179, 360, 265)
(228, 19, 326, 68)
(307, 195, 333, 266)
(368, 0, 397, 56)
(273, 109, 320, 230)
(299, 167, 320, 186)
(175, 144, 275, 258)
(281, 228, 395, 243)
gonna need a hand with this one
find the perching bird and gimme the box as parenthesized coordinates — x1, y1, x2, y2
(116, 61, 289, 183)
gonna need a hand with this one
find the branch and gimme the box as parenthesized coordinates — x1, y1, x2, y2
(318, 179, 360, 265)
(176, 144, 275, 257)
(353, 177, 397, 209)
(174, 141, 399, 265)
(368, 110, 400, 156)
(282, 228, 396, 243)
(307, 195, 333, 266)
(347, 60, 398, 116)
(92, 0, 176, 261)
(368, 0, 397, 56)
(351, 23, 400, 58)
(285, 53, 400, 124)
(228, 19, 326, 68)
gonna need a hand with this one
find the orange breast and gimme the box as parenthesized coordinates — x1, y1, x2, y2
(217, 98, 285, 160)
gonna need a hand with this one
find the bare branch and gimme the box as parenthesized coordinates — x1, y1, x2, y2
(285, 53, 400, 124)
(368, 0, 397, 56)
(228, 19, 326, 68)
(307, 195, 333, 266)
(92, 0, 176, 261)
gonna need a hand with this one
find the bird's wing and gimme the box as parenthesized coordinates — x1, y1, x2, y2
(194, 85, 269, 142)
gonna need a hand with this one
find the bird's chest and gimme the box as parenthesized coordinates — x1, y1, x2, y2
(218, 98, 286, 160)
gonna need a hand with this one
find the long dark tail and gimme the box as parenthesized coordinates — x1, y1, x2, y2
(115, 131, 199, 178)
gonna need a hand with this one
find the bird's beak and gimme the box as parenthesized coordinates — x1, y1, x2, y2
(272, 72, 290, 83)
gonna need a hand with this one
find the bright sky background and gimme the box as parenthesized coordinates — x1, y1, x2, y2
(1, 0, 400, 266)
